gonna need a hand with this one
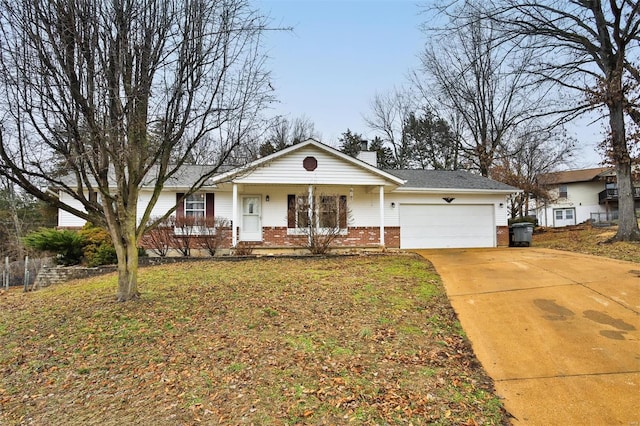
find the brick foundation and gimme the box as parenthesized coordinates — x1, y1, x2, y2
(139, 226, 400, 253)
(240, 226, 401, 249)
(496, 226, 509, 247)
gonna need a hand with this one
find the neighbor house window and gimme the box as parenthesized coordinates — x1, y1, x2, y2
(288, 194, 347, 229)
(558, 184, 568, 198)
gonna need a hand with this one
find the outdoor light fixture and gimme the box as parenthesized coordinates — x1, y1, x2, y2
(265, 195, 270, 202)
(499, 202, 504, 208)
(349, 187, 354, 200)
(443, 197, 455, 203)
(391, 202, 396, 208)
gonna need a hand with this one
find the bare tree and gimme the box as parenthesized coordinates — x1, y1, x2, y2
(491, 126, 576, 218)
(0, 0, 276, 300)
(477, 0, 640, 240)
(364, 89, 415, 168)
(259, 115, 319, 156)
(416, 7, 553, 177)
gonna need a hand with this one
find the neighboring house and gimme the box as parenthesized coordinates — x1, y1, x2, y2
(534, 167, 617, 227)
(58, 139, 518, 250)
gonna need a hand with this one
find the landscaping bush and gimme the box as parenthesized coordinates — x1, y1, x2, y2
(509, 216, 538, 226)
(142, 217, 176, 257)
(78, 223, 117, 266)
(198, 216, 230, 256)
(23, 228, 85, 266)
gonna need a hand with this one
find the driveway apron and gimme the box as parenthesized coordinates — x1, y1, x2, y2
(416, 248, 640, 425)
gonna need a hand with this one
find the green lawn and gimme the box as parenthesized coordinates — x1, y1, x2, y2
(0, 255, 507, 425)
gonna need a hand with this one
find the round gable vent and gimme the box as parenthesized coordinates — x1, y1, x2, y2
(303, 156, 318, 171)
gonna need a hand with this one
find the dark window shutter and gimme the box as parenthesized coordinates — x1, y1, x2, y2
(287, 194, 296, 228)
(176, 193, 185, 220)
(89, 191, 98, 203)
(206, 193, 215, 223)
(339, 195, 347, 228)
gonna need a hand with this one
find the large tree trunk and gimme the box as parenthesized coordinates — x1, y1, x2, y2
(113, 218, 140, 302)
(609, 101, 640, 241)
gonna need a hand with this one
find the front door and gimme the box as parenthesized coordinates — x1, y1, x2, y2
(240, 196, 262, 241)
(554, 208, 576, 227)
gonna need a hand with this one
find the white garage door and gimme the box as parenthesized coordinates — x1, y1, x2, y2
(400, 204, 495, 249)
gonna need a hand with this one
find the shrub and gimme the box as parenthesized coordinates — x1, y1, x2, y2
(509, 216, 538, 226)
(79, 223, 117, 266)
(198, 217, 231, 256)
(142, 217, 176, 257)
(23, 228, 85, 266)
(232, 241, 255, 256)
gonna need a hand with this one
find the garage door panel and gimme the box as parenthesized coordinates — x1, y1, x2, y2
(400, 204, 495, 249)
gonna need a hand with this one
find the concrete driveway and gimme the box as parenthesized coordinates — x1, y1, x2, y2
(416, 248, 640, 425)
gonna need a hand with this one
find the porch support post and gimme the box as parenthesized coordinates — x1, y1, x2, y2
(379, 185, 385, 247)
(308, 185, 314, 246)
(232, 183, 238, 247)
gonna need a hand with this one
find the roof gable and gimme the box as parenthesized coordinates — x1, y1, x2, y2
(212, 139, 406, 187)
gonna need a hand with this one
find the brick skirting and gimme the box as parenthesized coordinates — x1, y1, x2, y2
(496, 226, 509, 247)
(247, 226, 401, 249)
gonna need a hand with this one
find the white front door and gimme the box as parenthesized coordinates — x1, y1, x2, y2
(554, 208, 576, 227)
(240, 196, 262, 241)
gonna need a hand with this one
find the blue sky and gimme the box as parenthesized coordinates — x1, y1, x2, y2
(256, 0, 604, 168)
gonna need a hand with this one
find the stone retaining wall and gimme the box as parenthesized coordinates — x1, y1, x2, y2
(34, 265, 117, 289)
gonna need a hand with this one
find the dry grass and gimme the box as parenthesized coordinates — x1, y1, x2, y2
(533, 224, 640, 263)
(0, 255, 507, 425)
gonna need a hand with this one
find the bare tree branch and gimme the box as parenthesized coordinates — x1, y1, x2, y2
(0, 0, 281, 300)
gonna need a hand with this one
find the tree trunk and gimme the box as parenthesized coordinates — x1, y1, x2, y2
(614, 163, 640, 241)
(609, 102, 640, 241)
(114, 218, 140, 302)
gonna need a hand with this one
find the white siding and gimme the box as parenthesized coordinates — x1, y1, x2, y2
(384, 193, 509, 228)
(234, 146, 391, 186)
(535, 180, 606, 227)
(138, 191, 176, 223)
(58, 190, 218, 227)
(58, 192, 87, 227)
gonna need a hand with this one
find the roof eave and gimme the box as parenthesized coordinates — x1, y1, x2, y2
(394, 187, 521, 195)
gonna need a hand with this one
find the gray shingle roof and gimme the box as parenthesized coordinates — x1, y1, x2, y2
(385, 169, 518, 191)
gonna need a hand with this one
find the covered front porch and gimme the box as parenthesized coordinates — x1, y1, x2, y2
(222, 183, 396, 249)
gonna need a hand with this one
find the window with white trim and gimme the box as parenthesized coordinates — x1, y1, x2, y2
(185, 193, 205, 218)
(319, 195, 338, 228)
(558, 184, 568, 198)
(288, 194, 347, 230)
(296, 196, 311, 228)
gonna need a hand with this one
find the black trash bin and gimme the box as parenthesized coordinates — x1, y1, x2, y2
(510, 222, 534, 247)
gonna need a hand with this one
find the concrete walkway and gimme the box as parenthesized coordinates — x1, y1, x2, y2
(416, 248, 640, 425)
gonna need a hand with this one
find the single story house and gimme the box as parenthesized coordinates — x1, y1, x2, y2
(534, 167, 620, 227)
(58, 139, 519, 250)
